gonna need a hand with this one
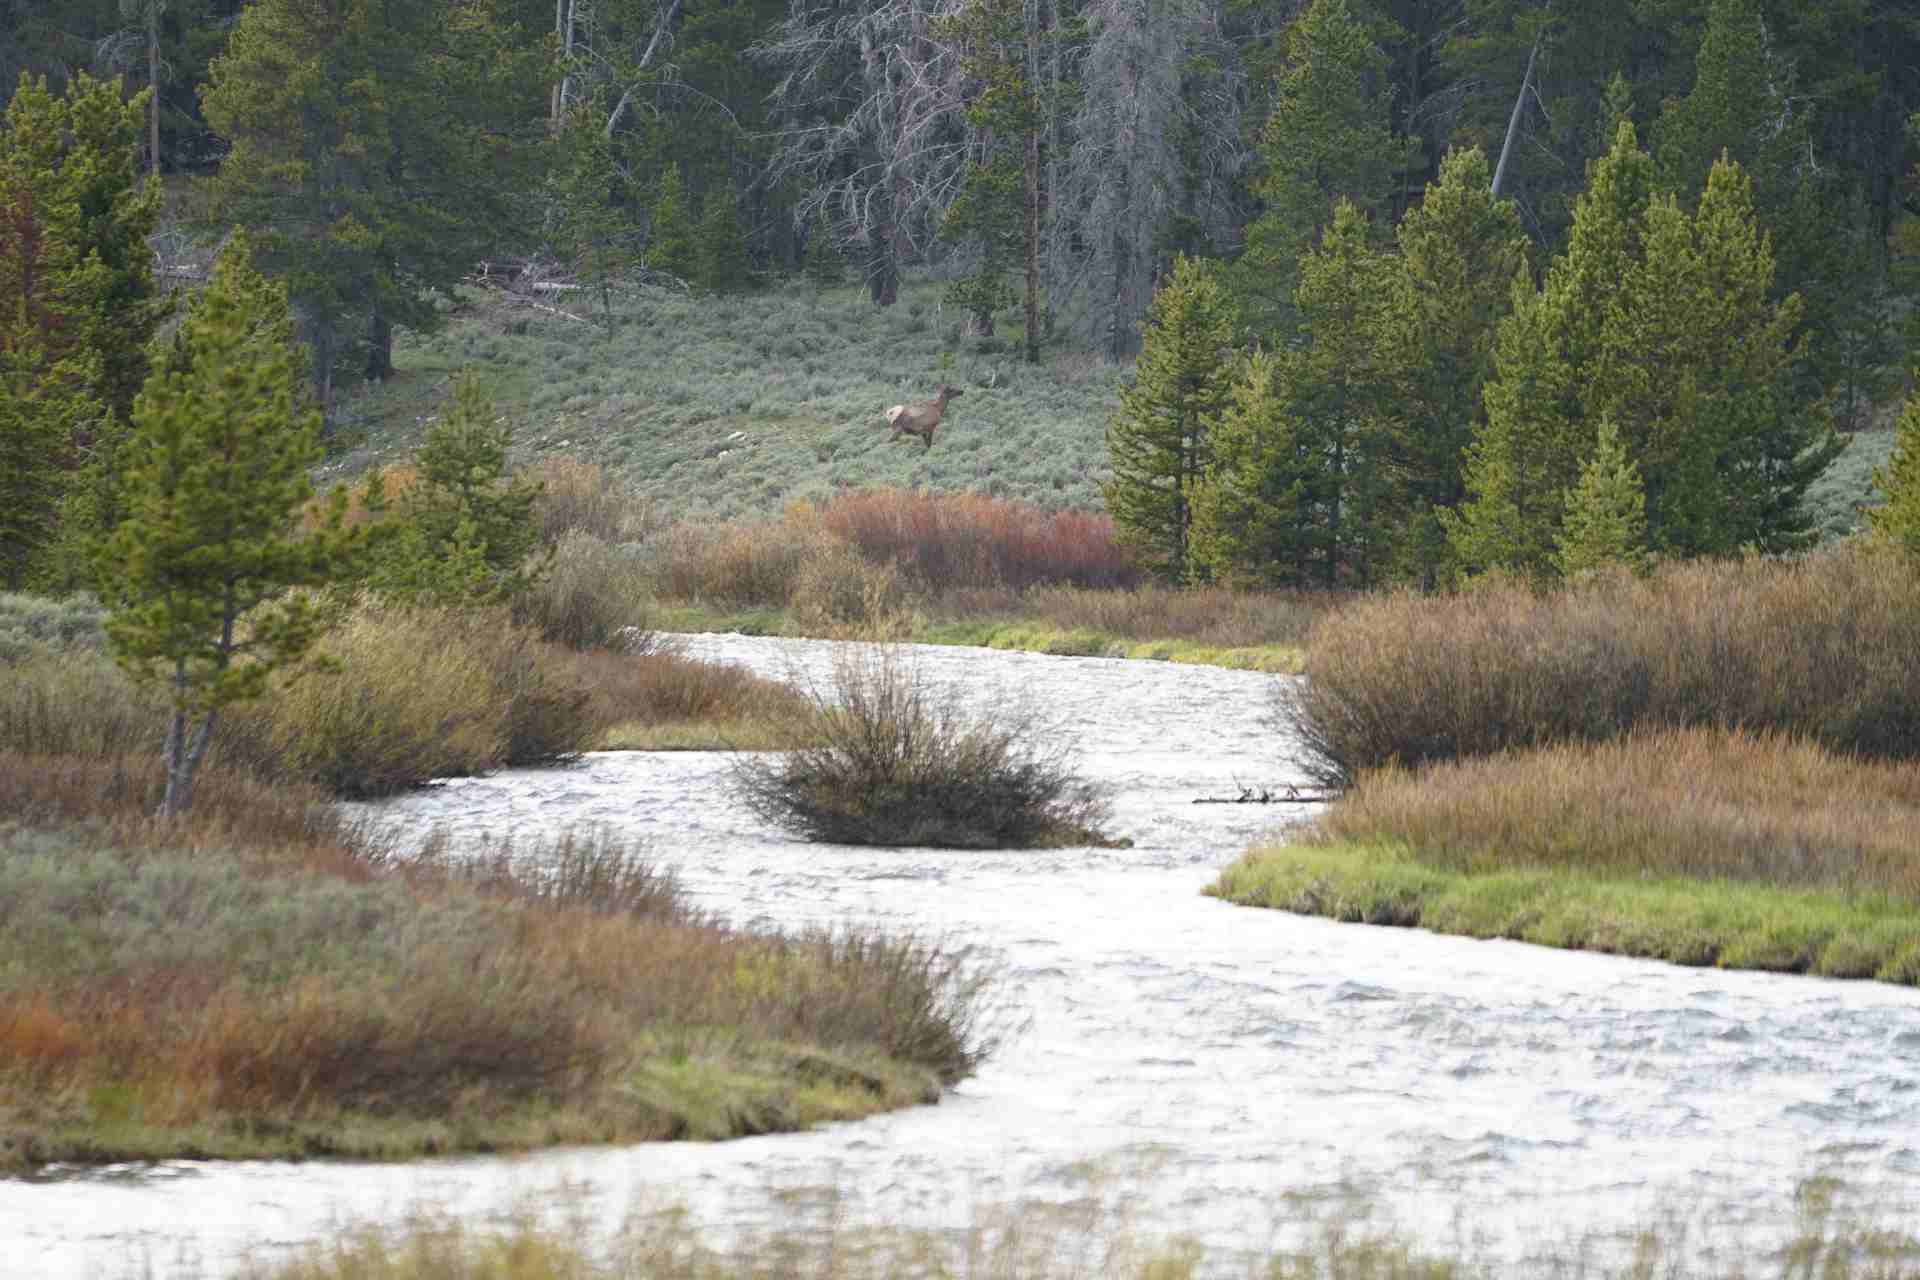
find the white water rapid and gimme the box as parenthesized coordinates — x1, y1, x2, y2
(4, 635, 1918, 1278)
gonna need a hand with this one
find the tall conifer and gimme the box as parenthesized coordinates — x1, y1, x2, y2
(101, 239, 352, 816)
(1103, 255, 1237, 582)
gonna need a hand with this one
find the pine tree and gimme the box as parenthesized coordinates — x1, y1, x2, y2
(1276, 199, 1402, 587)
(695, 186, 752, 293)
(1234, 0, 1413, 341)
(1103, 255, 1237, 582)
(1381, 146, 1527, 586)
(359, 376, 544, 606)
(200, 0, 538, 416)
(546, 111, 638, 329)
(1553, 417, 1648, 578)
(1868, 389, 1920, 556)
(0, 72, 166, 586)
(1447, 125, 1835, 577)
(101, 239, 353, 816)
(647, 166, 700, 284)
(1188, 351, 1313, 587)
(934, 0, 1043, 355)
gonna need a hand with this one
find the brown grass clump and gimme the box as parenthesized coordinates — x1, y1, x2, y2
(1289, 545, 1920, 786)
(512, 529, 656, 650)
(730, 645, 1114, 849)
(653, 513, 838, 607)
(1314, 726, 1920, 899)
(561, 645, 813, 743)
(811, 488, 1139, 592)
(526, 454, 660, 545)
(242, 603, 597, 795)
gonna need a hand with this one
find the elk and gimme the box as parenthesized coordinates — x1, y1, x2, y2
(882, 385, 963, 449)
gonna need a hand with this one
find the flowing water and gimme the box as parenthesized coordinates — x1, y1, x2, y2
(5, 634, 1920, 1278)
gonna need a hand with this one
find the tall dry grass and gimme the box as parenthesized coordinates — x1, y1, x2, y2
(1288, 546, 1920, 786)
(1314, 726, 1920, 899)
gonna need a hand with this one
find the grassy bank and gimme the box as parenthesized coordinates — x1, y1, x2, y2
(633, 488, 1334, 669)
(0, 755, 996, 1170)
(223, 1180, 1920, 1279)
(1210, 727, 1920, 983)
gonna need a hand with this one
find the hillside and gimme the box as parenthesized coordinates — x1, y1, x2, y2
(325, 278, 1128, 522)
(325, 274, 1902, 543)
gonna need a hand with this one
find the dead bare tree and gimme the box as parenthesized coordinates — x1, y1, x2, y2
(1054, 0, 1244, 359)
(757, 0, 972, 306)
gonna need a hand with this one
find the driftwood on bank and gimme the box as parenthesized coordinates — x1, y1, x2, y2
(1191, 784, 1336, 805)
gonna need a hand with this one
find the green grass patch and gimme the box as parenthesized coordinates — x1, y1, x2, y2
(1209, 726, 1920, 984)
(1207, 842, 1920, 982)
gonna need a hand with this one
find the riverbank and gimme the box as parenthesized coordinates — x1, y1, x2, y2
(1210, 726, 1920, 984)
(0, 753, 994, 1172)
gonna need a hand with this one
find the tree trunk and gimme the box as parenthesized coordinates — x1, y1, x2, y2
(1492, 35, 1541, 197)
(1022, 0, 1041, 365)
(365, 308, 394, 382)
(147, 6, 162, 176)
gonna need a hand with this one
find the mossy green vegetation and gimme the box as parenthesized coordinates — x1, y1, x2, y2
(1209, 727, 1920, 983)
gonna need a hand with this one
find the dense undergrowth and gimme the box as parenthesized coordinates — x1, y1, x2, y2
(0, 753, 998, 1169)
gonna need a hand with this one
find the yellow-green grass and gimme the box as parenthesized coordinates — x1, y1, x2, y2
(0, 756, 995, 1171)
(231, 1180, 1920, 1280)
(1208, 727, 1920, 983)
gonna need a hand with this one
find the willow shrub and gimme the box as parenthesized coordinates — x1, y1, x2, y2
(253, 603, 596, 795)
(729, 645, 1114, 849)
(1288, 544, 1920, 786)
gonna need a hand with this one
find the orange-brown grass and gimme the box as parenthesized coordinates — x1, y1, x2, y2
(652, 511, 838, 606)
(1, 756, 996, 1168)
(1289, 544, 1920, 786)
(1210, 727, 1920, 982)
(810, 488, 1139, 592)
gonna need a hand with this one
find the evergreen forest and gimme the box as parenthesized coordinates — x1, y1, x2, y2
(4, 0, 1920, 588)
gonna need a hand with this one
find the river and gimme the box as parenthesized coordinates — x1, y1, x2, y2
(4, 634, 1919, 1277)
